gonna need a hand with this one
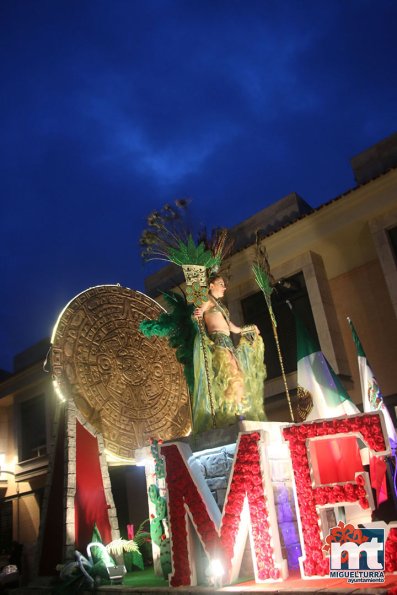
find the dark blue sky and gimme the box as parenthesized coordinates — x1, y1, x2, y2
(1, 0, 397, 372)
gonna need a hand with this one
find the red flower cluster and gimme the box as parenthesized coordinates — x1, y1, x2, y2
(283, 413, 385, 577)
(385, 527, 397, 573)
(161, 432, 281, 586)
(221, 432, 280, 581)
(162, 444, 222, 586)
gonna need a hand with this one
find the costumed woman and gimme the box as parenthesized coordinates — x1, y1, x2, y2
(192, 273, 267, 433)
(139, 199, 267, 435)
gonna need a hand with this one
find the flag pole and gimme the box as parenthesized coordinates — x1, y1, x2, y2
(271, 314, 295, 423)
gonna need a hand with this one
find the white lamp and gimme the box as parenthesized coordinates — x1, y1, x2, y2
(206, 558, 225, 588)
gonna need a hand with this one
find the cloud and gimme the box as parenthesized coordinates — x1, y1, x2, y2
(1, 0, 397, 370)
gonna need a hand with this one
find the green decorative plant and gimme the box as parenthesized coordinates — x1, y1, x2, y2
(149, 484, 167, 547)
(140, 301, 196, 399)
(159, 537, 172, 579)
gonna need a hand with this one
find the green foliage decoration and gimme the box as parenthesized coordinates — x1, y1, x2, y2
(159, 538, 172, 580)
(90, 523, 115, 570)
(252, 238, 277, 327)
(168, 235, 220, 267)
(150, 517, 164, 547)
(148, 482, 167, 547)
(148, 483, 160, 503)
(139, 292, 196, 395)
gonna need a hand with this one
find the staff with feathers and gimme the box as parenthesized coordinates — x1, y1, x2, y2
(252, 234, 294, 422)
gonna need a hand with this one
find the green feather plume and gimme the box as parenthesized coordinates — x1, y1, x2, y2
(139, 292, 196, 394)
(252, 238, 277, 327)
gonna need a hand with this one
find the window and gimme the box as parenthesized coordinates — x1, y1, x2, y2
(19, 394, 47, 462)
(370, 214, 397, 320)
(387, 226, 397, 264)
(241, 272, 318, 380)
(0, 501, 12, 553)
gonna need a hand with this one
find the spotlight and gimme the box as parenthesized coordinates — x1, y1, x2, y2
(207, 558, 224, 587)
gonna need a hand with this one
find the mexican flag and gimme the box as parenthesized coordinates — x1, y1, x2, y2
(295, 314, 359, 422)
(294, 312, 362, 488)
(347, 317, 395, 505)
(347, 317, 397, 443)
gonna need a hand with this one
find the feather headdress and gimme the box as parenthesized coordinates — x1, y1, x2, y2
(140, 199, 230, 279)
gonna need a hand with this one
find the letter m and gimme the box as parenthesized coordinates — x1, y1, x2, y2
(161, 431, 287, 586)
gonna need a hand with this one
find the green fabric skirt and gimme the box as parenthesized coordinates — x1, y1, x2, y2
(192, 329, 266, 433)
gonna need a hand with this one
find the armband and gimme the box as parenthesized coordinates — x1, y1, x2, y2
(241, 324, 256, 335)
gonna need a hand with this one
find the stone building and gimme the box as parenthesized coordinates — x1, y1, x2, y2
(0, 339, 55, 581)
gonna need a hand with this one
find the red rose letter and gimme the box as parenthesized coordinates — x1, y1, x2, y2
(161, 431, 287, 586)
(283, 412, 389, 577)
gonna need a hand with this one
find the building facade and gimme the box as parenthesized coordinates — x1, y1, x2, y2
(0, 339, 55, 581)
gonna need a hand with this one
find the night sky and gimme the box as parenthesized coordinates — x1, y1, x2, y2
(1, 0, 397, 372)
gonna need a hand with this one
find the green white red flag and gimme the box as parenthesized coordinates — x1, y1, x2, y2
(347, 317, 397, 443)
(347, 317, 396, 504)
(295, 313, 359, 421)
(293, 310, 363, 489)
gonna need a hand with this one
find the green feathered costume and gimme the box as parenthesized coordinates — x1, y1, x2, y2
(192, 327, 266, 432)
(140, 292, 266, 434)
(139, 292, 196, 395)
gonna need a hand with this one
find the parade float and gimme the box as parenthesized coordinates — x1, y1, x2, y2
(36, 202, 397, 591)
